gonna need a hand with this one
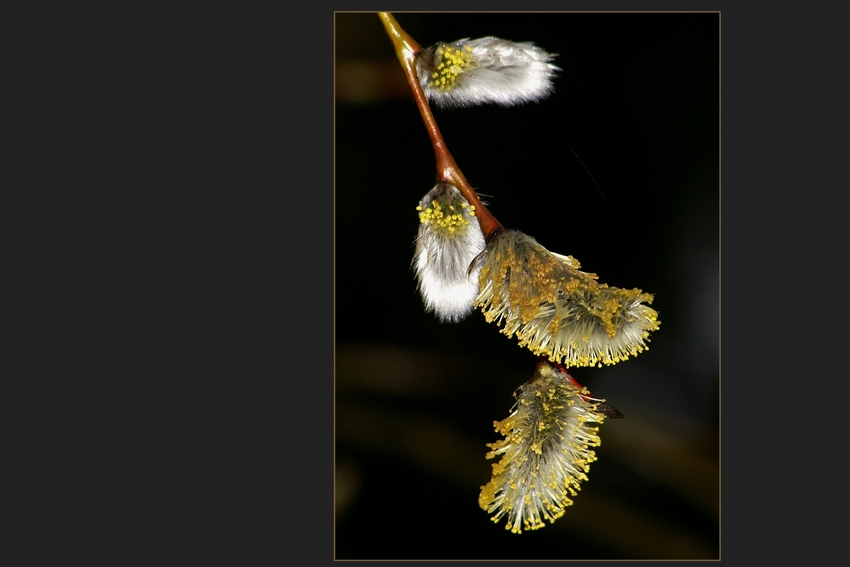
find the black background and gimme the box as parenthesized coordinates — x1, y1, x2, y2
(336, 12, 719, 560)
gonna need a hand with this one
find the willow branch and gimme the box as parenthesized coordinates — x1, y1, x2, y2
(378, 12, 504, 238)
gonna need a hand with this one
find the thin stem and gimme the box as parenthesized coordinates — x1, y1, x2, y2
(378, 12, 504, 238)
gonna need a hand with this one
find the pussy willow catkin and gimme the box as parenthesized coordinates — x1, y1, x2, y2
(413, 183, 486, 322)
(473, 229, 660, 367)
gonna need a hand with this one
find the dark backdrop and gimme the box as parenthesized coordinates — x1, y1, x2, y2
(335, 11, 719, 560)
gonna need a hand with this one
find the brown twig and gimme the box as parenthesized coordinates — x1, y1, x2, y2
(378, 12, 504, 239)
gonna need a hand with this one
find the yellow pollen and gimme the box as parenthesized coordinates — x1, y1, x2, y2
(418, 197, 472, 237)
(428, 43, 476, 92)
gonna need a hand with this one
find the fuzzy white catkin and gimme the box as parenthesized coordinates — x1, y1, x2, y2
(416, 37, 560, 108)
(413, 183, 486, 322)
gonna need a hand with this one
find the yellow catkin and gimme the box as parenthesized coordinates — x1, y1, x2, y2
(473, 229, 660, 368)
(479, 362, 607, 533)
